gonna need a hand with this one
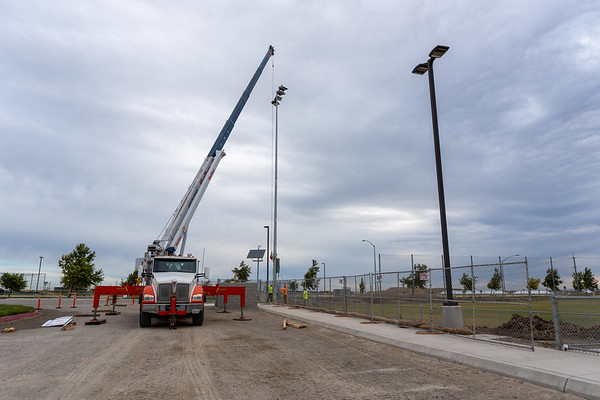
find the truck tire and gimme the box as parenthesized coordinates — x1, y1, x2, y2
(139, 295, 152, 327)
(192, 309, 204, 326)
(139, 310, 152, 327)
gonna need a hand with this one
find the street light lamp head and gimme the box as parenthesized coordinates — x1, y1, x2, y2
(276, 90, 286, 96)
(429, 45, 449, 59)
(412, 63, 429, 75)
(278, 85, 288, 91)
(271, 99, 279, 106)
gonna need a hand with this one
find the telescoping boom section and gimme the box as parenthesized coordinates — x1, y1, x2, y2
(149, 45, 274, 258)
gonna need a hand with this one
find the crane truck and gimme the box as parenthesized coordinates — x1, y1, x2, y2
(137, 45, 274, 328)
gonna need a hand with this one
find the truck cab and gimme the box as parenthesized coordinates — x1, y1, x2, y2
(139, 256, 205, 327)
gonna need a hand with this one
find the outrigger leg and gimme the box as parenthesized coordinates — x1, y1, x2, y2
(169, 295, 177, 330)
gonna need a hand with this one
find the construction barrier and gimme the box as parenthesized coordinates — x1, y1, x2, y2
(56, 295, 62, 309)
(71, 292, 77, 308)
(85, 284, 249, 324)
(204, 285, 250, 321)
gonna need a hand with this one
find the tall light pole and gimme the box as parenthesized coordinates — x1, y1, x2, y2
(412, 45, 456, 305)
(361, 240, 377, 292)
(35, 256, 43, 293)
(271, 85, 287, 295)
(264, 225, 270, 289)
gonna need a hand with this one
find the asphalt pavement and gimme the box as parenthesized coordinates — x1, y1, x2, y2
(259, 303, 600, 400)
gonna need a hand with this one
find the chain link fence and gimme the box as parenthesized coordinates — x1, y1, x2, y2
(277, 260, 535, 350)
(551, 294, 600, 354)
(274, 256, 600, 354)
(0, 272, 48, 293)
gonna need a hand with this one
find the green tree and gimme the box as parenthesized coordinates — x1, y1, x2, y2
(288, 280, 298, 292)
(0, 273, 28, 297)
(487, 267, 502, 291)
(120, 270, 139, 286)
(400, 264, 428, 290)
(572, 271, 584, 292)
(302, 259, 319, 290)
(582, 267, 598, 292)
(359, 278, 366, 294)
(59, 243, 104, 296)
(232, 261, 251, 282)
(527, 277, 541, 291)
(459, 272, 476, 293)
(541, 268, 562, 291)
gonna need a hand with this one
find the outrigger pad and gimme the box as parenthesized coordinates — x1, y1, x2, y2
(85, 319, 107, 325)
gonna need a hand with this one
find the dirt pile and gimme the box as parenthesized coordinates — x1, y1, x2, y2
(480, 313, 600, 342)
(491, 314, 555, 340)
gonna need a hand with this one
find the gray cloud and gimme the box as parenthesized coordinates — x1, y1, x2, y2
(1, 1, 599, 285)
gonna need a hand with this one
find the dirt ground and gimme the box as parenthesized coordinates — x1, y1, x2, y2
(0, 297, 585, 400)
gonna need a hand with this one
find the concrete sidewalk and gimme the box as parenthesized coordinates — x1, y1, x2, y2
(259, 304, 600, 400)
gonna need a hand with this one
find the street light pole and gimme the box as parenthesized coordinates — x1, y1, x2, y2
(361, 240, 377, 292)
(271, 85, 287, 297)
(264, 225, 270, 289)
(412, 45, 455, 305)
(35, 256, 43, 293)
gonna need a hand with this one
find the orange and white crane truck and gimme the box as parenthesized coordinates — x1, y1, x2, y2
(137, 45, 274, 328)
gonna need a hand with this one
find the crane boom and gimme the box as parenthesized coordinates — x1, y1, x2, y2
(150, 45, 274, 257)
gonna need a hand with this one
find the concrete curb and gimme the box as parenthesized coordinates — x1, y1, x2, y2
(0, 311, 40, 323)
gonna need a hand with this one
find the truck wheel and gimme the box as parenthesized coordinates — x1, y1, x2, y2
(192, 309, 204, 326)
(139, 311, 152, 327)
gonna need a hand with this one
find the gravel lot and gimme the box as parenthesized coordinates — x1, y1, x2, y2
(0, 297, 584, 399)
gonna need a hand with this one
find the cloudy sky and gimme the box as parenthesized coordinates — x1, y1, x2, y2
(1, 0, 599, 287)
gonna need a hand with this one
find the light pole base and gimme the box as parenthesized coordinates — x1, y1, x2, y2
(441, 305, 464, 329)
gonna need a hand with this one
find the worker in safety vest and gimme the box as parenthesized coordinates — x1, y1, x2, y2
(280, 284, 288, 305)
(302, 288, 308, 305)
(267, 284, 274, 303)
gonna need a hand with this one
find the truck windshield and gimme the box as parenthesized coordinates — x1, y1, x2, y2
(153, 260, 196, 273)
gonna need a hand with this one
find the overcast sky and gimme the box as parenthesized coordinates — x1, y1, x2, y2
(1, 0, 599, 287)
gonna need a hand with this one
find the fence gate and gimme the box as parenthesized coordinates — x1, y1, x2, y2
(551, 294, 600, 354)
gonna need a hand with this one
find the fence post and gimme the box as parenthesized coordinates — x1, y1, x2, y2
(355, 276, 359, 314)
(397, 272, 402, 322)
(379, 275, 384, 318)
(343, 276, 348, 315)
(550, 292, 563, 350)
(470, 256, 476, 336)
(370, 273, 374, 322)
(525, 257, 535, 351)
(428, 269, 433, 329)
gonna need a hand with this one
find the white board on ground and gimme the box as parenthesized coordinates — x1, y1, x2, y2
(42, 316, 74, 327)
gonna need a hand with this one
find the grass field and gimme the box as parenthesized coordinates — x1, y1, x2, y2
(306, 294, 600, 329)
(0, 304, 35, 318)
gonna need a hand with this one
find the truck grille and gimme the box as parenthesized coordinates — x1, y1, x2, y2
(157, 283, 190, 303)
